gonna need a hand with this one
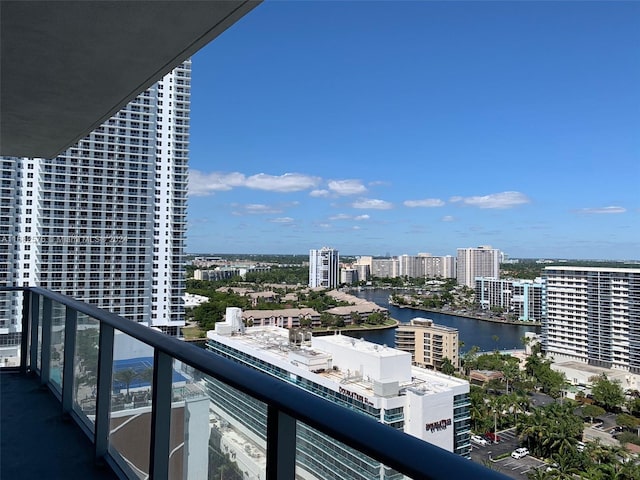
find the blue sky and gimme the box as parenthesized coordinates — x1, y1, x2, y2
(186, 1, 639, 260)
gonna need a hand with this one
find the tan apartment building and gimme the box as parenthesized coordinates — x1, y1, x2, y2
(395, 318, 459, 370)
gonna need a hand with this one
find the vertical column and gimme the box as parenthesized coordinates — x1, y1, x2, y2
(95, 323, 114, 463)
(29, 293, 40, 372)
(149, 350, 172, 479)
(266, 406, 296, 480)
(62, 306, 78, 415)
(40, 296, 52, 385)
(20, 289, 31, 374)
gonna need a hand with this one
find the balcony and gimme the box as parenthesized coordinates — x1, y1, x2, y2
(0, 286, 505, 480)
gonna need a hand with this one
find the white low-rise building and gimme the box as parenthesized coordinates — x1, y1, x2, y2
(205, 314, 470, 480)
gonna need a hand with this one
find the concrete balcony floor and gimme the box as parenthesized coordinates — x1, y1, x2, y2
(1, 371, 117, 479)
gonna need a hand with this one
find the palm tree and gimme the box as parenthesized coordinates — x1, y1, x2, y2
(548, 451, 583, 479)
(519, 408, 548, 456)
(502, 361, 520, 394)
(526, 467, 553, 480)
(114, 368, 138, 400)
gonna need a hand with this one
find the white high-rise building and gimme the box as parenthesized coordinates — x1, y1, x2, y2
(1, 62, 190, 337)
(309, 247, 339, 288)
(456, 246, 501, 288)
(543, 266, 640, 373)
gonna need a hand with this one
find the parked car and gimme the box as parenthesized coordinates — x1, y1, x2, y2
(471, 434, 489, 446)
(511, 447, 529, 459)
(484, 432, 500, 443)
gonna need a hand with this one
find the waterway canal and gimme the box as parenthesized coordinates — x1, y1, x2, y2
(347, 288, 540, 353)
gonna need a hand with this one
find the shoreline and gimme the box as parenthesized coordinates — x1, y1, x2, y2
(312, 319, 400, 336)
(389, 302, 541, 327)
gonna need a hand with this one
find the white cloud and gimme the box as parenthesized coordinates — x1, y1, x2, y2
(310, 189, 330, 197)
(441, 215, 455, 222)
(368, 180, 388, 187)
(329, 213, 351, 221)
(576, 206, 626, 214)
(188, 170, 246, 196)
(354, 214, 370, 221)
(403, 198, 445, 208)
(352, 225, 361, 230)
(449, 191, 530, 209)
(244, 173, 321, 192)
(188, 170, 320, 196)
(232, 203, 283, 215)
(327, 179, 367, 196)
(269, 217, 294, 223)
(352, 198, 393, 210)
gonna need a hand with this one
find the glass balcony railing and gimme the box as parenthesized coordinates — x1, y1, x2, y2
(0, 286, 507, 480)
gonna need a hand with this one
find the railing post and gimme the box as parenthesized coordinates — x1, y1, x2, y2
(95, 323, 114, 464)
(29, 293, 40, 373)
(40, 296, 52, 385)
(62, 306, 78, 415)
(266, 406, 297, 480)
(20, 289, 31, 374)
(149, 350, 172, 479)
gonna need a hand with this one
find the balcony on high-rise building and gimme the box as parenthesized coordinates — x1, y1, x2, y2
(0, 286, 507, 479)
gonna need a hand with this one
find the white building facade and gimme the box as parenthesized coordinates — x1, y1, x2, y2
(456, 246, 501, 289)
(205, 324, 471, 480)
(475, 277, 544, 322)
(309, 247, 339, 288)
(0, 62, 190, 337)
(543, 266, 640, 373)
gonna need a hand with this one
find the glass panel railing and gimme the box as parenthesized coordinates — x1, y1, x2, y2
(296, 420, 404, 480)
(108, 331, 154, 479)
(203, 372, 268, 480)
(72, 313, 99, 429)
(0, 289, 22, 368)
(49, 301, 66, 393)
(167, 361, 210, 479)
(35, 293, 43, 372)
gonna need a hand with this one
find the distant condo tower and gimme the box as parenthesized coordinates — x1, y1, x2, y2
(309, 247, 339, 288)
(456, 246, 501, 289)
(0, 62, 190, 339)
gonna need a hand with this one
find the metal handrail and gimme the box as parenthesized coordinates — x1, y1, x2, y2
(1, 286, 508, 480)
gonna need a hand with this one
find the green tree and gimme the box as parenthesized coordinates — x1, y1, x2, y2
(582, 404, 606, 423)
(114, 368, 138, 399)
(469, 385, 492, 433)
(440, 357, 456, 376)
(616, 431, 640, 447)
(590, 374, 625, 411)
(299, 315, 312, 328)
(461, 345, 480, 375)
(536, 362, 567, 398)
(616, 413, 640, 435)
(627, 397, 640, 417)
(320, 312, 334, 328)
(365, 311, 386, 325)
(502, 360, 520, 394)
(518, 403, 584, 459)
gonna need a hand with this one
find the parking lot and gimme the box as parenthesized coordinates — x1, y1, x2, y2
(470, 428, 546, 479)
(493, 455, 546, 479)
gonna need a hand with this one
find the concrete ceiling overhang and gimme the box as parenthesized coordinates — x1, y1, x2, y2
(0, 0, 260, 159)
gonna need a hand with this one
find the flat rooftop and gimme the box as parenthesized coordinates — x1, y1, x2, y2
(208, 327, 468, 399)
